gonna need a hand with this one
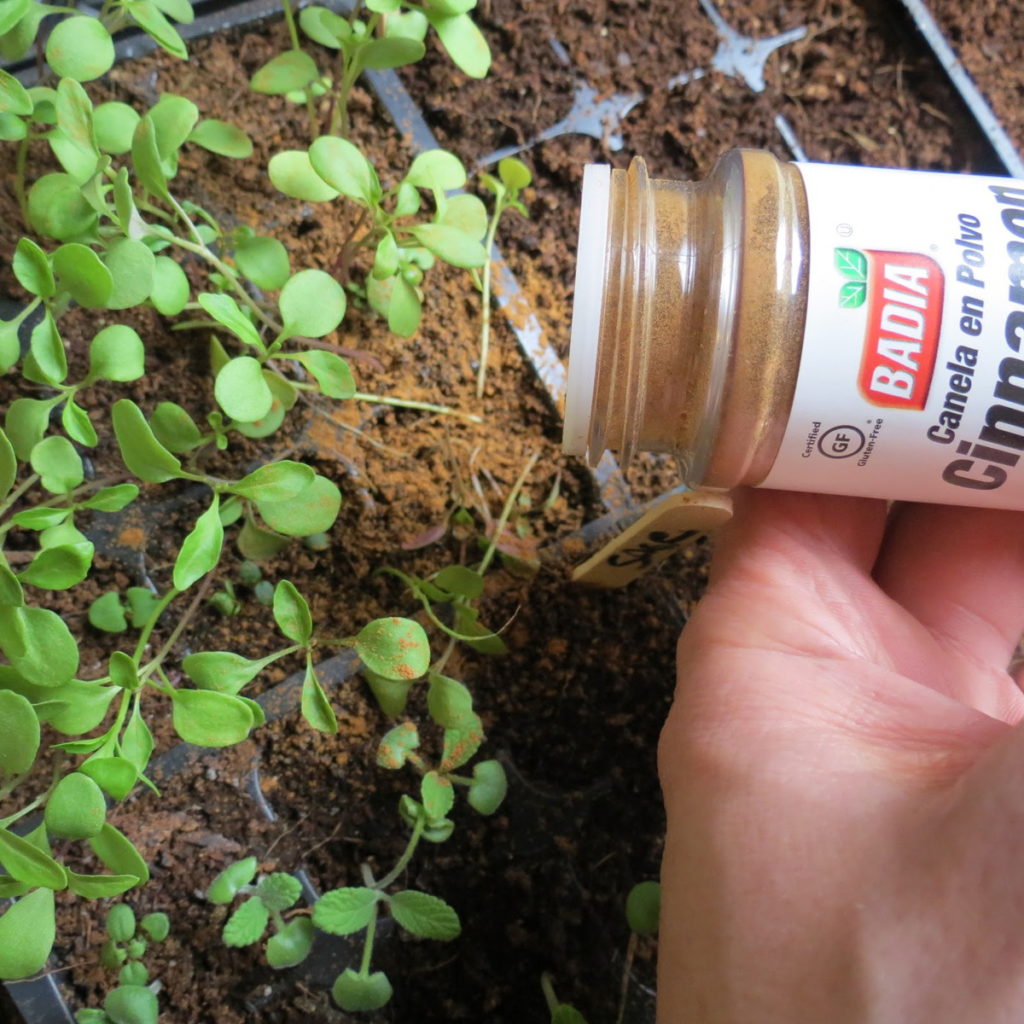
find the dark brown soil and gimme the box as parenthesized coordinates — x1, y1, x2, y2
(0, 1, 1014, 1022)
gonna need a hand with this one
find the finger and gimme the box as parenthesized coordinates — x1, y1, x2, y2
(873, 503, 1024, 667)
(710, 488, 889, 588)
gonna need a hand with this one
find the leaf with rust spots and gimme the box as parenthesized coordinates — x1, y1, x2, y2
(355, 617, 430, 682)
(440, 712, 484, 771)
(376, 721, 419, 769)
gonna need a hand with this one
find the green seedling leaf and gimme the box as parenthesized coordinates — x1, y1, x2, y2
(257, 474, 341, 537)
(29, 435, 81, 494)
(279, 268, 346, 338)
(423, 0, 476, 13)
(108, 650, 139, 691)
(0, 690, 39, 776)
(0, 558, 23, 607)
(268, 150, 339, 202)
(266, 917, 314, 969)
(223, 896, 269, 946)
(140, 912, 170, 942)
(131, 116, 170, 199)
(406, 148, 466, 191)
(441, 713, 484, 771)
(426, 671, 474, 728)
(440, 192, 487, 238)
(364, 669, 411, 717)
(173, 495, 224, 591)
(188, 118, 252, 158)
(13, 237, 54, 297)
(354, 617, 430, 681)
(421, 771, 454, 820)
(467, 759, 506, 815)
(10, 507, 67, 532)
(0, 604, 78, 684)
(28, 312, 67, 384)
(426, 10, 490, 78)
(89, 324, 145, 381)
(184, 650, 282, 695)
(301, 659, 337, 733)
(46, 16, 114, 81)
(54, 77, 95, 152)
(108, 905, 136, 942)
(499, 156, 532, 190)
(256, 872, 301, 911)
(20, 543, 92, 589)
(45, 682, 117, 736)
(112, 399, 182, 482)
(121, 706, 154, 774)
(171, 688, 254, 747)
(89, 592, 128, 632)
(49, 126, 101, 183)
(332, 969, 393, 1012)
(208, 856, 260, 905)
(27, 172, 97, 241)
(434, 564, 484, 600)
(411, 223, 487, 268)
(234, 234, 289, 291)
(376, 721, 419, 769)
(272, 579, 312, 643)
(104, 985, 158, 1024)
(52, 242, 112, 309)
(251, 49, 318, 94)
(80, 756, 137, 801)
(149, 402, 203, 454)
(308, 135, 381, 206)
(237, 517, 289, 561)
(67, 871, 139, 899)
(360, 35, 425, 69)
(231, 461, 314, 503)
(207, 856, 258, 904)
(89, 824, 149, 884)
(61, 398, 97, 447)
(552, 1006, 589, 1024)
(104, 238, 156, 310)
(373, 233, 400, 280)
(198, 292, 263, 348)
(383, 273, 423, 337)
(0, 828, 66, 889)
(94, 101, 140, 154)
(0, 888, 56, 981)
(0, 316, 21, 372)
(298, 5, 349, 46)
(388, 890, 461, 940)
(0, 68, 31, 115)
(453, 603, 506, 654)
(292, 350, 355, 398)
(150, 255, 190, 314)
(313, 887, 379, 935)
(44, 772, 106, 839)
(83, 483, 140, 512)
(215, 356, 273, 423)
(626, 880, 661, 936)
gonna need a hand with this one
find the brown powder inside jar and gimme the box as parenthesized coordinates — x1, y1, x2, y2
(566, 150, 809, 489)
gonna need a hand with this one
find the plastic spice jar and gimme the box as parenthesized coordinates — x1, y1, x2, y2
(563, 149, 1024, 509)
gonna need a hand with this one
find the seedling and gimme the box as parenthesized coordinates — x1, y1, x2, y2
(74, 903, 170, 1024)
(618, 881, 661, 1024)
(541, 973, 590, 1024)
(474, 157, 532, 396)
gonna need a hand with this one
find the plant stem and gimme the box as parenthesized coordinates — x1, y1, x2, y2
(138, 578, 213, 679)
(476, 451, 538, 576)
(14, 135, 31, 225)
(132, 587, 181, 665)
(0, 472, 39, 521)
(352, 391, 482, 424)
(540, 972, 559, 1015)
(358, 902, 378, 975)
(0, 753, 65, 830)
(476, 206, 503, 399)
(375, 815, 425, 890)
(279, 0, 319, 138)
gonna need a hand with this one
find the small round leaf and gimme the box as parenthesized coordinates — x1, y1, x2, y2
(332, 969, 392, 1012)
(89, 324, 145, 381)
(268, 150, 339, 202)
(279, 268, 346, 337)
(44, 772, 106, 839)
(46, 17, 114, 82)
(0, 888, 55, 981)
(215, 356, 273, 423)
(354, 617, 430, 681)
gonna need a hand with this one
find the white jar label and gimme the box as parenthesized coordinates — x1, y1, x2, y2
(760, 161, 1024, 508)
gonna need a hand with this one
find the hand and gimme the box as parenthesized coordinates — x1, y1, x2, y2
(658, 490, 1024, 1024)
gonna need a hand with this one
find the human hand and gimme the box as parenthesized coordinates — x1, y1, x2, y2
(658, 490, 1024, 1023)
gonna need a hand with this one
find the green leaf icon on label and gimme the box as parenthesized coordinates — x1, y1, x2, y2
(835, 247, 867, 281)
(839, 281, 867, 308)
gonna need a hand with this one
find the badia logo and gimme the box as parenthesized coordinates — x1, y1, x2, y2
(835, 247, 945, 410)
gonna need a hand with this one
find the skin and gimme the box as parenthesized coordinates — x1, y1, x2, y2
(658, 489, 1024, 1023)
